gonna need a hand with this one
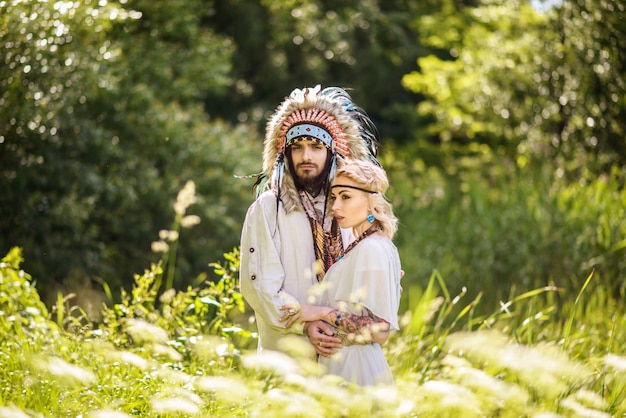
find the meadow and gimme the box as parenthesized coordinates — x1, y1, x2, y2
(2, 1, 626, 415)
(1, 166, 625, 417)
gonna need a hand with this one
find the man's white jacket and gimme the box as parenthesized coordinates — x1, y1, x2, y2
(239, 190, 315, 353)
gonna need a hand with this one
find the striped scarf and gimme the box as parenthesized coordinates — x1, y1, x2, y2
(300, 191, 342, 281)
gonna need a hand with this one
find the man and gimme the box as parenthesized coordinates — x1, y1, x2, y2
(239, 85, 380, 355)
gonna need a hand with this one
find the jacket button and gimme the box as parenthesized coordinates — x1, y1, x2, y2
(249, 247, 255, 252)
(251, 275, 257, 280)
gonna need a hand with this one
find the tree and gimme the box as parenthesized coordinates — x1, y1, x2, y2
(0, 0, 259, 304)
(203, 0, 426, 142)
(552, 0, 626, 174)
(401, 0, 626, 177)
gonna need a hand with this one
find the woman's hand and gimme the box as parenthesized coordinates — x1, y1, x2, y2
(279, 304, 332, 328)
(277, 304, 300, 328)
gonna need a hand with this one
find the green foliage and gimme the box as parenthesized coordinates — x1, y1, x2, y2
(2, 1, 626, 413)
(403, 0, 558, 158)
(387, 267, 626, 417)
(0, 245, 251, 416)
(112, 0, 233, 104)
(0, 0, 132, 299)
(402, 0, 626, 175)
(97, 184, 253, 364)
(0, 0, 262, 302)
(384, 140, 626, 310)
(3, 0, 626, 310)
(205, 0, 425, 130)
(97, 255, 250, 372)
(554, 0, 626, 171)
(0, 247, 58, 344)
(2, 245, 626, 417)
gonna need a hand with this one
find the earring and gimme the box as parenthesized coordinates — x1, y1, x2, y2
(367, 213, 375, 223)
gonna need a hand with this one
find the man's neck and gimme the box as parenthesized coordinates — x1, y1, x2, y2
(299, 183, 325, 198)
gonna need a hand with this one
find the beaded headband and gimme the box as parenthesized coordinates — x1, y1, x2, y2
(277, 108, 350, 157)
(286, 123, 333, 148)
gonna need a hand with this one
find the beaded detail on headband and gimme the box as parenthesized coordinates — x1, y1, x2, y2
(277, 108, 350, 157)
(286, 124, 333, 148)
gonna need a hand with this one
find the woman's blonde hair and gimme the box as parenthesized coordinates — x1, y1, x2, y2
(331, 158, 398, 240)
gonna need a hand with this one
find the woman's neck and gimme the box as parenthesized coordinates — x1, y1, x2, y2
(353, 221, 375, 239)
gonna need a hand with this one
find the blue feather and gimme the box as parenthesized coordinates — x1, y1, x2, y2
(320, 86, 381, 164)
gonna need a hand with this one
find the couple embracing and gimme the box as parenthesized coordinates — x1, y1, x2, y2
(239, 86, 401, 387)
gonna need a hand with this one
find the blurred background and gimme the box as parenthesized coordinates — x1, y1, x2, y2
(1, 0, 624, 318)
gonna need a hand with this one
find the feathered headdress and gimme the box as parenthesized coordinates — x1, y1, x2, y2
(258, 85, 380, 213)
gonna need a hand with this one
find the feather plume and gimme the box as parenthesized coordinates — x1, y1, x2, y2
(259, 85, 381, 212)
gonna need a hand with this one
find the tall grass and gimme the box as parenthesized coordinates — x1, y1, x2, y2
(1, 169, 625, 417)
(2, 250, 625, 416)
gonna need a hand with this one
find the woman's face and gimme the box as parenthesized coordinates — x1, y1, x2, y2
(330, 174, 370, 232)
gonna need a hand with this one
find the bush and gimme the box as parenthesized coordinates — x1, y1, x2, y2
(385, 144, 626, 311)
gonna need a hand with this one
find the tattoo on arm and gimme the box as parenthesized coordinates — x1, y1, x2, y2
(326, 308, 389, 341)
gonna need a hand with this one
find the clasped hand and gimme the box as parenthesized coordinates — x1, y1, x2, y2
(278, 304, 301, 328)
(278, 304, 325, 328)
(279, 304, 342, 357)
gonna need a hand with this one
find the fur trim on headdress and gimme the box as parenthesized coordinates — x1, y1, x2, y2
(260, 85, 380, 212)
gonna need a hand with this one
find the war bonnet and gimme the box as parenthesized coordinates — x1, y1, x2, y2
(260, 85, 380, 212)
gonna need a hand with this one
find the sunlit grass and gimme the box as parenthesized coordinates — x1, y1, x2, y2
(2, 245, 625, 417)
(2, 170, 626, 417)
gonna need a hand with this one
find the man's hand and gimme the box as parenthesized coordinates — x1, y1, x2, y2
(278, 304, 331, 328)
(304, 320, 342, 357)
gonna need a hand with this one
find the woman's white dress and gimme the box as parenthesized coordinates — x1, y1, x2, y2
(315, 233, 401, 386)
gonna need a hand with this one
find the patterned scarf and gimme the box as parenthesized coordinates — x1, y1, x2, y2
(300, 191, 343, 281)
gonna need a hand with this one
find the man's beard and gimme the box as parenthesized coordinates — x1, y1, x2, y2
(286, 148, 331, 197)
(297, 169, 325, 196)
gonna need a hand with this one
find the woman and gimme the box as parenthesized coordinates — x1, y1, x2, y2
(280, 158, 402, 386)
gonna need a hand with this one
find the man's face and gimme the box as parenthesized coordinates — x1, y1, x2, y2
(288, 138, 328, 186)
